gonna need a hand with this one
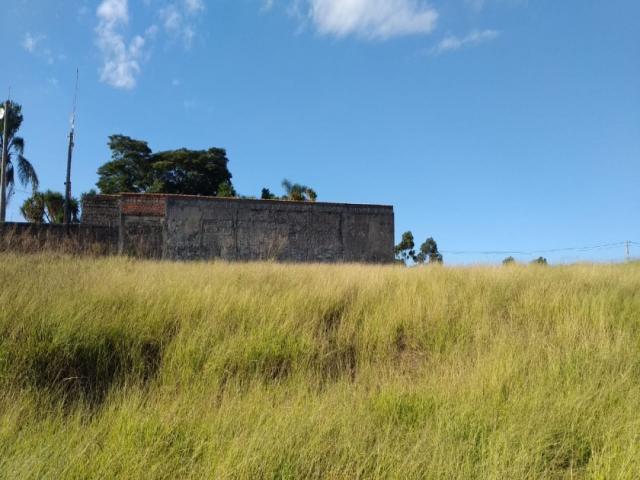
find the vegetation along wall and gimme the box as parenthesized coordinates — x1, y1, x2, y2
(82, 194, 395, 263)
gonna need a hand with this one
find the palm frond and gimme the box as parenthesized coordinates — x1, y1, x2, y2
(11, 136, 24, 156)
(16, 155, 39, 191)
(5, 161, 13, 188)
(5, 163, 14, 201)
(281, 179, 292, 194)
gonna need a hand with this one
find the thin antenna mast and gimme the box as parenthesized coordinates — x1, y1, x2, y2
(64, 69, 79, 226)
(0, 87, 11, 223)
(626, 241, 630, 262)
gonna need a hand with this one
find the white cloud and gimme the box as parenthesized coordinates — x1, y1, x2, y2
(159, 0, 205, 48)
(22, 33, 60, 64)
(465, 0, 527, 12)
(430, 29, 499, 55)
(184, 0, 205, 14)
(94, 0, 206, 89)
(96, 0, 147, 89)
(22, 33, 44, 53)
(97, 0, 129, 25)
(308, 0, 438, 39)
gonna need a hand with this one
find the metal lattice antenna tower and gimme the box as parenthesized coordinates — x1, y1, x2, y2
(64, 69, 79, 226)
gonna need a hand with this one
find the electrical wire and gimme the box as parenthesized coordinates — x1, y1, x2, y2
(441, 241, 637, 256)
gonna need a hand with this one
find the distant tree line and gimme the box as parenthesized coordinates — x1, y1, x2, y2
(7, 124, 319, 224)
(395, 231, 443, 265)
(96, 135, 235, 197)
(95, 135, 318, 203)
(503, 256, 549, 266)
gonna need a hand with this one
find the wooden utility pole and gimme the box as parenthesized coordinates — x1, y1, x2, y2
(0, 99, 9, 223)
(63, 70, 79, 225)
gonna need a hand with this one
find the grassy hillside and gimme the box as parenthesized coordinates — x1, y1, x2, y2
(0, 254, 639, 479)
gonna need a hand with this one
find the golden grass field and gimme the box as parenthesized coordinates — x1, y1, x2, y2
(0, 254, 639, 479)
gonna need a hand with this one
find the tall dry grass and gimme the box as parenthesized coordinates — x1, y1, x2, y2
(0, 254, 639, 479)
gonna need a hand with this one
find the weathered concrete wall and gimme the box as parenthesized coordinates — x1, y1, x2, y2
(0, 222, 119, 254)
(119, 196, 166, 259)
(81, 195, 120, 227)
(83, 194, 395, 263)
(164, 196, 394, 262)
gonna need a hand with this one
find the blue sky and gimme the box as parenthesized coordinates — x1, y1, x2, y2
(3, 0, 639, 263)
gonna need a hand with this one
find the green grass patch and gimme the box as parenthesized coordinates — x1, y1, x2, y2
(0, 254, 639, 478)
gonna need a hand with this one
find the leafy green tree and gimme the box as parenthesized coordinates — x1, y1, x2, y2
(216, 181, 236, 198)
(150, 148, 233, 196)
(96, 135, 233, 197)
(503, 256, 516, 265)
(20, 190, 79, 224)
(81, 189, 98, 201)
(531, 257, 548, 265)
(0, 101, 39, 200)
(281, 179, 317, 202)
(416, 237, 443, 264)
(395, 231, 416, 264)
(96, 136, 153, 194)
(261, 188, 277, 200)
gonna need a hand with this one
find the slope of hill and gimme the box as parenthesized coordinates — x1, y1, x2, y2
(1, 254, 639, 479)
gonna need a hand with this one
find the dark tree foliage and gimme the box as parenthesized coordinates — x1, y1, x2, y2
(395, 231, 416, 264)
(281, 179, 317, 202)
(96, 135, 234, 197)
(416, 237, 443, 264)
(531, 257, 548, 265)
(216, 180, 236, 198)
(20, 190, 79, 224)
(0, 100, 39, 200)
(503, 256, 516, 265)
(96, 136, 153, 194)
(261, 188, 277, 200)
(150, 148, 233, 196)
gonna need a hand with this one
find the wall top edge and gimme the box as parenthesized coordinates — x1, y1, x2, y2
(90, 193, 394, 212)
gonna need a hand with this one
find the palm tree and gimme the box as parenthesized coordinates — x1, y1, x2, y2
(281, 179, 317, 202)
(1, 101, 39, 201)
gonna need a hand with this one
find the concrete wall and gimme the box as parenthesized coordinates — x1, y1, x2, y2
(83, 194, 395, 263)
(81, 195, 120, 227)
(0, 222, 119, 254)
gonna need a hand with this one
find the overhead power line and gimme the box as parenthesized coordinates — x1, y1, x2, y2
(442, 241, 637, 256)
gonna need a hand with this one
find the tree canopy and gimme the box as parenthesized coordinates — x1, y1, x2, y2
(96, 135, 234, 197)
(281, 179, 317, 202)
(395, 232, 444, 265)
(416, 237, 443, 264)
(395, 231, 416, 263)
(1, 100, 39, 200)
(531, 257, 548, 266)
(20, 190, 79, 224)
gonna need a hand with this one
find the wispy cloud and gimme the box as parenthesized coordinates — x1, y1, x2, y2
(96, 0, 147, 90)
(267, 0, 438, 39)
(465, 0, 527, 12)
(22, 32, 45, 53)
(309, 0, 438, 39)
(94, 0, 207, 90)
(261, 0, 275, 11)
(159, 0, 205, 48)
(184, 0, 205, 14)
(22, 32, 59, 65)
(430, 29, 499, 55)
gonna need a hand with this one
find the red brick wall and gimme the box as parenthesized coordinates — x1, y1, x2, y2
(121, 195, 167, 217)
